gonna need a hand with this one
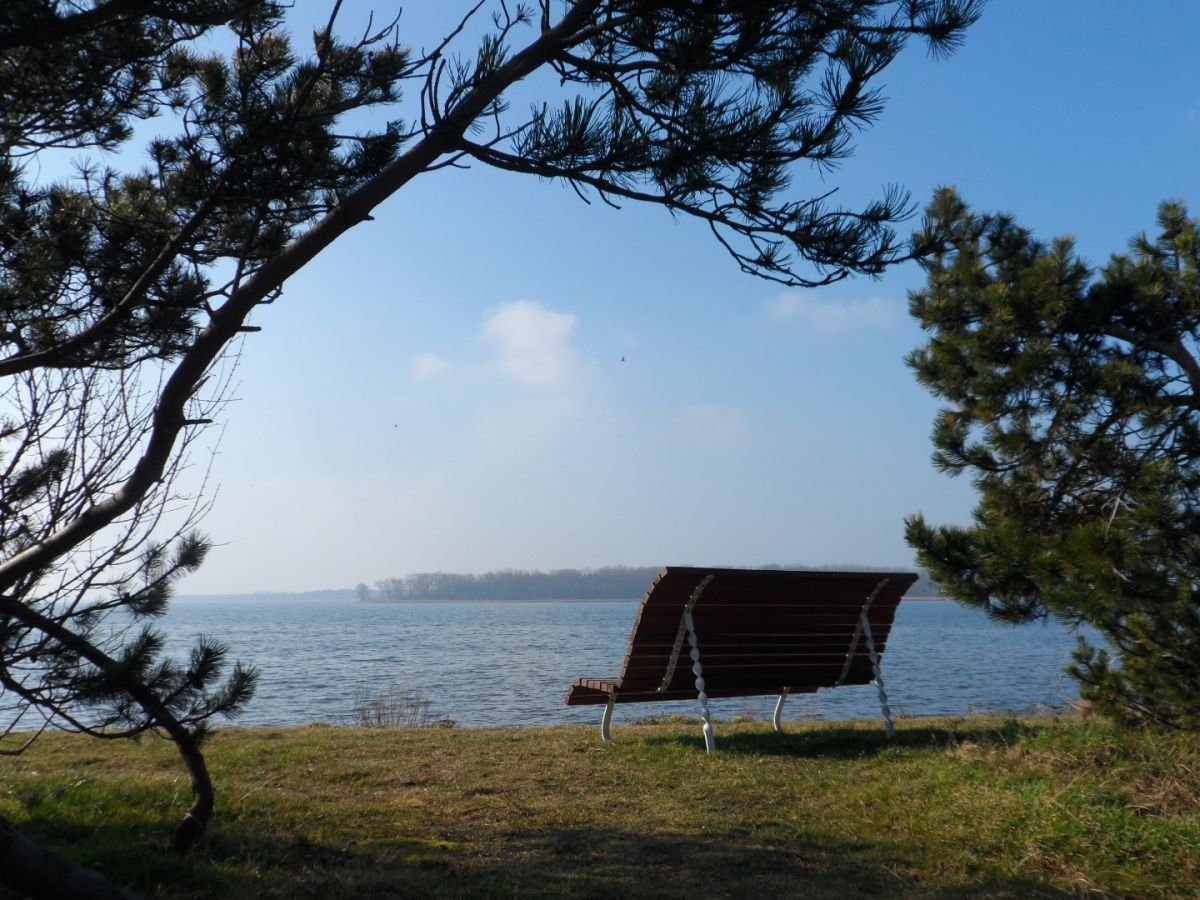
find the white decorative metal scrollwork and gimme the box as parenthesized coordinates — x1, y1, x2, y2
(773, 688, 790, 733)
(836, 577, 889, 686)
(859, 610, 895, 740)
(600, 694, 615, 743)
(684, 608, 716, 753)
(657, 574, 715, 693)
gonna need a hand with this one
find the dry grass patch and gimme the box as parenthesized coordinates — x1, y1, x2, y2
(2, 716, 1198, 898)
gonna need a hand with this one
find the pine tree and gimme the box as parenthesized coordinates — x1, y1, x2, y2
(907, 188, 1200, 729)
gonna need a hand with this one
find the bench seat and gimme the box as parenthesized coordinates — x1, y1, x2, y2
(568, 680, 818, 704)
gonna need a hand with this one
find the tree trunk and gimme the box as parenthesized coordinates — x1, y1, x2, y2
(0, 814, 140, 900)
(168, 731, 213, 853)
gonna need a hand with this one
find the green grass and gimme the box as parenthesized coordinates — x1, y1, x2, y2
(2, 715, 1198, 898)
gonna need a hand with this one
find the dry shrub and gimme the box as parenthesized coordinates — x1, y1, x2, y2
(350, 684, 433, 728)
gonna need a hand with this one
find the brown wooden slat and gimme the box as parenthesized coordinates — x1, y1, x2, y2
(645, 584, 903, 600)
(628, 611, 897, 625)
(621, 636, 895, 659)
(618, 664, 884, 686)
(619, 649, 888, 669)
(619, 661, 885, 693)
(622, 626, 896, 663)
(628, 603, 901, 628)
(623, 629, 895, 645)
(630, 627, 894, 648)
(569, 684, 825, 705)
(659, 566, 912, 585)
(664, 582, 904, 601)
(614, 684, 820, 704)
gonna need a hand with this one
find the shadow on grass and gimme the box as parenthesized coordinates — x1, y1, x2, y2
(14, 820, 1088, 900)
(5, 804, 229, 898)
(640, 718, 1049, 759)
(451, 826, 1084, 899)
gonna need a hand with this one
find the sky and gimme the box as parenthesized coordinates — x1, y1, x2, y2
(172, 1, 1200, 594)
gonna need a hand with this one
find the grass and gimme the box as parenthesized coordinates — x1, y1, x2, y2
(2, 714, 1198, 898)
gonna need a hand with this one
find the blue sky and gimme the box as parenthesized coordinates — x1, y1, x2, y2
(179, 1, 1200, 593)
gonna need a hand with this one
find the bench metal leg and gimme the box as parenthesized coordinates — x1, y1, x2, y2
(600, 694, 615, 744)
(684, 610, 716, 753)
(859, 610, 895, 740)
(773, 688, 790, 733)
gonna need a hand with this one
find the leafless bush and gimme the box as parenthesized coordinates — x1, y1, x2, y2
(350, 683, 433, 728)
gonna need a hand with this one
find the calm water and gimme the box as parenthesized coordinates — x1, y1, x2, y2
(146, 598, 1090, 729)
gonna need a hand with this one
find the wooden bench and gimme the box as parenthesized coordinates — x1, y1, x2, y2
(565, 566, 917, 751)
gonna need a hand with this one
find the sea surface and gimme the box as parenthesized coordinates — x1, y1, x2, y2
(140, 597, 1093, 729)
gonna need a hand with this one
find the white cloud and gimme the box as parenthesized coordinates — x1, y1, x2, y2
(469, 300, 598, 455)
(764, 293, 900, 335)
(482, 300, 581, 390)
(409, 351, 450, 382)
(671, 403, 747, 447)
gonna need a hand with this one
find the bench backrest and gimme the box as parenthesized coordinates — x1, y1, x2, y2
(615, 567, 917, 697)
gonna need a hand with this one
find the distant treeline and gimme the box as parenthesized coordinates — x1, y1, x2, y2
(362, 567, 661, 602)
(360, 565, 944, 602)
